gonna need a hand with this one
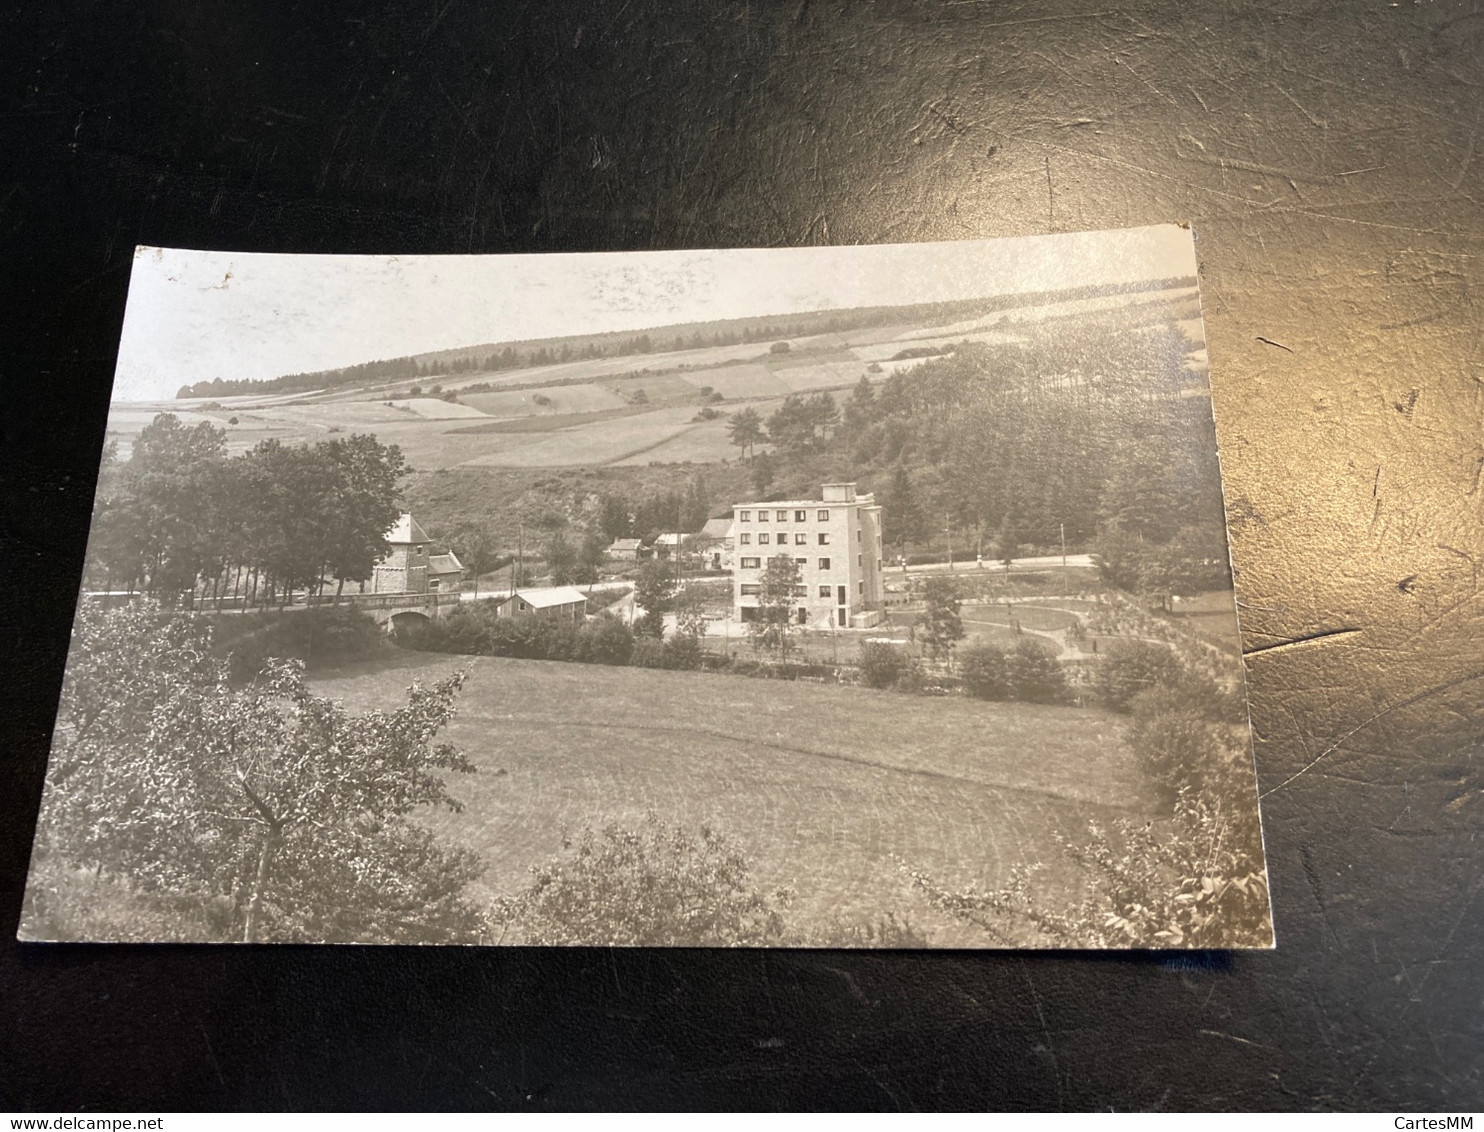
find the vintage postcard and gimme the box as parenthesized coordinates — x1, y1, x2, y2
(22, 228, 1272, 947)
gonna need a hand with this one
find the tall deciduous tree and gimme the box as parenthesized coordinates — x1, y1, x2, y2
(633, 557, 677, 637)
(750, 554, 802, 658)
(545, 532, 577, 586)
(916, 576, 965, 663)
(880, 464, 925, 550)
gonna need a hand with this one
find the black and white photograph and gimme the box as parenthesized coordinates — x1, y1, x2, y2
(20, 226, 1272, 948)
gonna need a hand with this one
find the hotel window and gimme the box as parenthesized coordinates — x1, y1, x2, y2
(759, 533, 770, 544)
(740, 557, 760, 569)
(818, 585, 832, 598)
(857, 529, 862, 542)
(795, 557, 807, 567)
(740, 584, 760, 595)
(857, 554, 862, 567)
(858, 581, 864, 595)
(794, 510, 807, 522)
(775, 509, 788, 522)
(817, 510, 829, 521)
(793, 585, 808, 597)
(878, 559, 883, 570)
(739, 532, 751, 545)
(794, 533, 807, 545)
(818, 557, 831, 570)
(818, 533, 830, 545)
(739, 510, 751, 522)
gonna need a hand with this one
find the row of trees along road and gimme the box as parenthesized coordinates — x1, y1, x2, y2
(85, 414, 408, 607)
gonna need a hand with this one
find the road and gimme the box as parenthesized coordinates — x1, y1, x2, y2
(892, 553, 1096, 576)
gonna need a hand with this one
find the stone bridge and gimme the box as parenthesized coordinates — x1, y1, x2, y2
(338, 590, 466, 633)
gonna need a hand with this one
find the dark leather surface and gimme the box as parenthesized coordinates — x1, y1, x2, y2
(2, 0, 1479, 1110)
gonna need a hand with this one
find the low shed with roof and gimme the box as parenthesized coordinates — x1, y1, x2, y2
(492, 586, 590, 622)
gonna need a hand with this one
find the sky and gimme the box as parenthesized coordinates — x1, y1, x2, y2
(112, 225, 1198, 402)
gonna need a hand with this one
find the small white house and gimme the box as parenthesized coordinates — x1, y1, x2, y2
(652, 532, 686, 558)
(606, 537, 643, 560)
(689, 517, 734, 570)
(492, 586, 590, 622)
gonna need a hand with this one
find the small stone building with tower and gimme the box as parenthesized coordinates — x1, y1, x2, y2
(370, 513, 465, 594)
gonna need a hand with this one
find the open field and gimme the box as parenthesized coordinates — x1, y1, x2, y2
(458, 385, 628, 417)
(456, 404, 731, 467)
(311, 650, 1153, 944)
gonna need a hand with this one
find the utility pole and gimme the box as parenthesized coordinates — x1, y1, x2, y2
(513, 519, 522, 598)
(945, 512, 953, 572)
(1060, 521, 1067, 592)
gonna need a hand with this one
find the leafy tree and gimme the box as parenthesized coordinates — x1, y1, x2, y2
(842, 374, 877, 433)
(996, 512, 1022, 569)
(673, 583, 710, 647)
(766, 394, 834, 453)
(30, 602, 486, 943)
(633, 557, 677, 637)
(805, 392, 839, 445)
(1137, 524, 1233, 608)
(452, 524, 499, 598)
(750, 554, 802, 657)
(317, 434, 408, 600)
(496, 815, 788, 946)
(880, 465, 926, 549)
(750, 449, 776, 496)
(597, 494, 632, 540)
(682, 474, 711, 532)
(727, 407, 765, 460)
(545, 533, 576, 585)
(916, 577, 965, 663)
(575, 529, 607, 587)
(91, 413, 228, 599)
(1092, 522, 1146, 592)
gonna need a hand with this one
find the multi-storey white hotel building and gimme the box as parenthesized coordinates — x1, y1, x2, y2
(731, 482, 885, 629)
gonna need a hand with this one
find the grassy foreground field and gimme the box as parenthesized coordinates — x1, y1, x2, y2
(313, 651, 1156, 945)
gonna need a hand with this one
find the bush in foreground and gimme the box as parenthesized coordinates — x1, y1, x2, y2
(905, 788, 1270, 949)
(496, 816, 789, 946)
(1093, 638, 1186, 712)
(212, 605, 387, 683)
(859, 641, 913, 688)
(959, 639, 1068, 704)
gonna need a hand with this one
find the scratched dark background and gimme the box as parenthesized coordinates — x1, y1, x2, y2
(2, 0, 1481, 1111)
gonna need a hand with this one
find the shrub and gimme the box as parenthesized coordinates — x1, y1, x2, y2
(629, 636, 670, 669)
(906, 787, 1270, 948)
(496, 816, 789, 946)
(1008, 639, 1068, 704)
(663, 634, 704, 670)
(793, 911, 929, 948)
(960, 641, 1012, 700)
(1125, 682, 1250, 806)
(575, 614, 634, 666)
(859, 641, 911, 688)
(1094, 639, 1186, 712)
(213, 606, 386, 683)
